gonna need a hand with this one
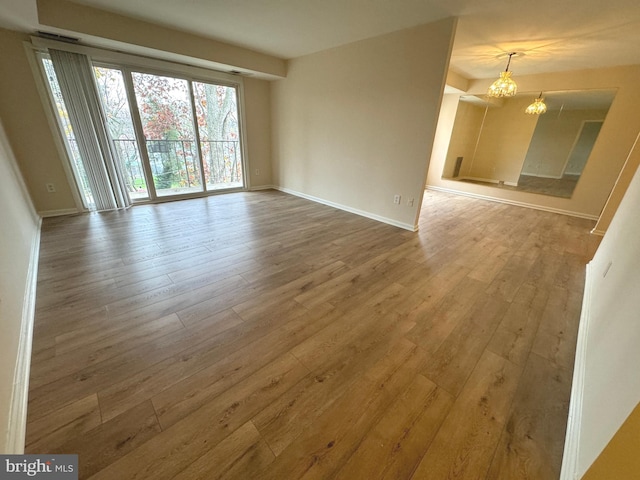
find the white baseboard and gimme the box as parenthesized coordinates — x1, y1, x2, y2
(426, 185, 599, 221)
(248, 184, 276, 191)
(520, 172, 563, 179)
(560, 262, 593, 480)
(274, 186, 417, 232)
(455, 176, 518, 187)
(38, 208, 79, 217)
(6, 218, 41, 454)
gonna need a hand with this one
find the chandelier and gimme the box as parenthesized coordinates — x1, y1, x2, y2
(525, 92, 547, 115)
(487, 52, 518, 98)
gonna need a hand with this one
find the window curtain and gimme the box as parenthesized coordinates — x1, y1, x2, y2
(49, 49, 131, 211)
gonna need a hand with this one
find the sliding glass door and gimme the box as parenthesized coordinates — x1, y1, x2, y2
(129, 73, 246, 197)
(41, 56, 95, 209)
(192, 82, 243, 190)
(39, 52, 245, 209)
(93, 66, 149, 200)
(131, 72, 204, 197)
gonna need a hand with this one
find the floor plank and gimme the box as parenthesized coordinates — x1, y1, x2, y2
(334, 374, 453, 480)
(52, 401, 162, 479)
(411, 350, 522, 479)
(90, 353, 308, 480)
(486, 353, 573, 479)
(25, 189, 594, 479)
(172, 421, 275, 480)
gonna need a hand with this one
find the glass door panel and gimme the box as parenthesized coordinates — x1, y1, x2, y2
(93, 66, 149, 201)
(41, 56, 95, 209)
(192, 82, 244, 190)
(131, 72, 203, 197)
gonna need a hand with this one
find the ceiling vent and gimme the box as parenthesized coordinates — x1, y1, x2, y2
(229, 70, 253, 77)
(36, 31, 80, 43)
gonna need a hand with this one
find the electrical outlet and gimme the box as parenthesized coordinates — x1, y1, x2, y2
(393, 194, 401, 205)
(255, 169, 260, 176)
(46, 183, 56, 193)
(407, 198, 414, 207)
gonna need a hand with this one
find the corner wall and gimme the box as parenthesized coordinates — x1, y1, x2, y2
(0, 28, 76, 214)
(0, 118, 40, 453)
(593, 131, 640, 234)
(561, 151, 640, 478)
(271, 18, 456, 230)
(243, 77, 273, 188)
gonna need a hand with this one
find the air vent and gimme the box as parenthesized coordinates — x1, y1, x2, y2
(229, 70, 253, 77)
(36, 31, 80, 43)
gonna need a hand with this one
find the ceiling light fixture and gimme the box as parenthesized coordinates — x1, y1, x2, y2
(525, 92, 547, 115)
(487, 52, 518, 98)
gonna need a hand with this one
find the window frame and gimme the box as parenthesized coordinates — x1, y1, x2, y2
(29, 37, 250, 207)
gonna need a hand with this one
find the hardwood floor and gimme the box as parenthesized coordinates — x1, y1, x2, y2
(26, 189, 598, 479)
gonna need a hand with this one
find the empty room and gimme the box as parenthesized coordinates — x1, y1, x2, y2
(1, 1, 640, 479)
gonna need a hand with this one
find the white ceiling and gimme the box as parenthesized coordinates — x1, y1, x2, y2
(1, 0, 640, 80)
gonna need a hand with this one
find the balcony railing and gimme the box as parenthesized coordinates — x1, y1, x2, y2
(200, 139, 242, 187)
(111, 139, 148, 198)
(65, 137, 242, 202)
(113, 138, 242, 195)
(144, 139, 201, 192)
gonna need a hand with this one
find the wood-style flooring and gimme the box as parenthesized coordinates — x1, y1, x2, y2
(456, 175, 579, 198)
(26, 189, 599, 479)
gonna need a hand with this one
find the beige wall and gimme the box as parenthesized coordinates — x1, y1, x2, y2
(243, 77, 273, 188)
(561, 161, 640, 478)
(593, 131, 640, 234)
(583, 401, 640, 479)
(428, 65, 640, 220)
(271, 18, 456, 230)
(0, 28, 77, 214)
(36, 0, 285, 79)
(443, 101, 484, 178)
(470, 96, 538, 184)
(0, 118, 40, 452)
(522, 109, 607, 178)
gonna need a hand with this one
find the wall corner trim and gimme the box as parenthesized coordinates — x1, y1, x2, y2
(5, 218, 42, 454)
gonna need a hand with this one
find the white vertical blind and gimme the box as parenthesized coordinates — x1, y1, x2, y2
(49, 49, 131, 211)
